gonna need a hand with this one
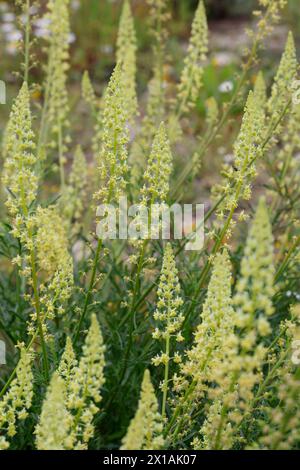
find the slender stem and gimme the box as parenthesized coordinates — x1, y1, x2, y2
(17, 154, 49, 380)
(74, 238, 103, 344)
(162, 334, 170, 419)
(118, 240, 147, 385)
(58, 121, 65, 189)
(29, 244, 49, 380)
(23, 0, 31, 84)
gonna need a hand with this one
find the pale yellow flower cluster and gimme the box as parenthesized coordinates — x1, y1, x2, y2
(116, 0, 138, 121)
(253, 71, 267, 105)
(234, 197, 275, 332)
(93, 63, 129, 206)
(141, 122, 173, 205)
(35, 372, 74, 450)
(60, 145, 88, 236)
(140, 0, 170, 150)
(36, 314, 105, 450)
(213, 90, 266, 220)
(177, 1, 208, 115)
(60, 314, 105, 449)
(46, 0, 70, 142)
(81, 70, 97, 112)
(121, 369, 164, 450)
(0, 346, 34, 450)
(27, 206, 74, 336)
(267, 32, 298, 136)
(170, 251, 235, 443)
(2, 83, 37, 242)
(152, 243, 184, 367)
(252, 306, 300, 450)
(140, 69, 166, 152)
(177, 251, 234, 398)
(251, 1, 288, 47)
(194, 201, 276, 449)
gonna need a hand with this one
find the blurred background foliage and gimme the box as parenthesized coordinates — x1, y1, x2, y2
(0, 0, 299, 151)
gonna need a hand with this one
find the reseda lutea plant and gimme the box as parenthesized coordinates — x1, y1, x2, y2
(0, 0, 300, 451)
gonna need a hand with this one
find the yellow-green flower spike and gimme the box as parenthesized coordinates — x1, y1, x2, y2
(234, 197, 275, 331)
(141, 122, 173, 205)
(267, 32, 298, 132)
(213, 90, 266, 220)
(180, 251, 234, 392)
(121, 369, 164, 450)
(70, 314, 106, 449)
(151, 243, 184, 416)
(82, 70, 97, 112)
(177, 0, 208, 115)
(152, 243, 184, 364)
(35, 372, 74, 450)
(2, 82, 37, 233)
(0, 346, 34, 449)
(60, 145, 88, 236)
(45, 0, 71, 186)
(254, 71, 267, 105)
(116, 0, 138, 120)
(46, 0, 70, 130)
(93, 63, 129, 206)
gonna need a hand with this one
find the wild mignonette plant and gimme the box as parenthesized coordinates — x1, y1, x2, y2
(0, 0, 299, 451)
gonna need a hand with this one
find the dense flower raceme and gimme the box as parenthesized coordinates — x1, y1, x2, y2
(213, 89, 266, 222)
(2, 82, 37, 241)
(171, 250, 235, 440)
(267, 31, 298, 136)
(93, 63, 129, 206)
(121, 370, 164, 450)
(177, 0, 208, 115)
(0, 346, 34, 450)
(1, 0, 300, 452)
(116, 0, 138, 121)
(26, 206, 74, 338)
(60, 145, 88, 236)
(45, 0, 70, 137)
(35, 314, 105, 450)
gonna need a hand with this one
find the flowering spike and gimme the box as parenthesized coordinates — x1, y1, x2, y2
(35, 372, 74, 450)
(0, 345, 34, 450)
(27, 206, 74, 337)
(140, 0, 170, 150)
(267, 32, 298, 130)
(177, 0, 208, 114)
(151, 243, 184, 416)
(254, 71, 267, 105)
(234, 197, 276, 331)
(141, 122, 173, 204)
(2, 82, 37, 227)
(116, 0, 138, 120)
(140, 68, 166, 151)
(45, 0, 71, 185)
(180, 251, 234, 390)
(213, 90, 266, 219)
(93, 63, 129, 205)
(58, 337, 78, 391)
(82, 70, 97, 111)
(60, 145, 88, 235)
(69, 314, 106, 448)
(121, 369, 164, 450)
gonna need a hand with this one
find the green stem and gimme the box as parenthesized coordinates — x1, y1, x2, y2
(162, 334, 170, 419)
(74, 239, 103, 344)
(58, 121, 65, 189)
(23, 0, 30, 84)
